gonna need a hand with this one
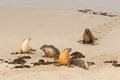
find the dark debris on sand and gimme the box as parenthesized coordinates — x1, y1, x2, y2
(5, 56, 31, 64)
(104, 60, 117, 64)
(9, 56, 32, 69)
(104, 60, 120, 67)
(31, 59, 57, 67)
(21, 56, 31, 59)
(78, 9, 118, 17)
(0, 59, 4, 61)
(8, 57, 26, 64)
(11, 52, 20, 55)
(13, 65, 31, 69)
(11, 51, 36, 54)
(112, 63, 120, 67)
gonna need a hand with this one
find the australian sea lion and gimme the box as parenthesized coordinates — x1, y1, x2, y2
(20, 38, 35, 54)
(20, 38, 31, 53)
(58, 48, 72, 67)
(40, 45, 60, 58)
(83, 28, 94, 44)
(71, 58, 89, 70)
(70, 51, 85, 59)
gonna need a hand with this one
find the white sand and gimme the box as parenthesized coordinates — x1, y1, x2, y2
(0, 7, 120, 80)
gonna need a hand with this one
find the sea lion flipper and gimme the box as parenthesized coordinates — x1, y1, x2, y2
(31, 48, 36, 51)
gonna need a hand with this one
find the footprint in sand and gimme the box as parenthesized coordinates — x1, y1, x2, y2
(91, 16, 120, 39)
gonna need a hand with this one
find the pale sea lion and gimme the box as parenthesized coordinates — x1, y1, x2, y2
(40, 45, 60, 58)
(83, 28, 94, 44)
(20, 38, 32, 54)
(58, 48, 72, 67)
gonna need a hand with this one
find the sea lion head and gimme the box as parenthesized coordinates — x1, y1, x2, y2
(23, 38, 31, 43)
(63, 48, 72, 54)
(85, 28, 90, 33)
(70, 51, 85, 59)
(25, 37, 31, 41)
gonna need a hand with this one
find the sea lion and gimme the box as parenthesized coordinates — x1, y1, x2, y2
(70, 51, 85, 59)
(71, 59, 89, 70)
(40, 45, 60, 58)
(20, 38, 34, 54)
(57, 48, 72, 67)
(83, 28, 94, 44)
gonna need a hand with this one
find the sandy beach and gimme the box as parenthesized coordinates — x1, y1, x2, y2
(0, 7, 120, 80)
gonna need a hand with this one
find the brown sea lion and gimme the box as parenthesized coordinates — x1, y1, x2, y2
(83, 28, 94, 44)
(57, 48, 72, 67)
(40, 45, 60, 58)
